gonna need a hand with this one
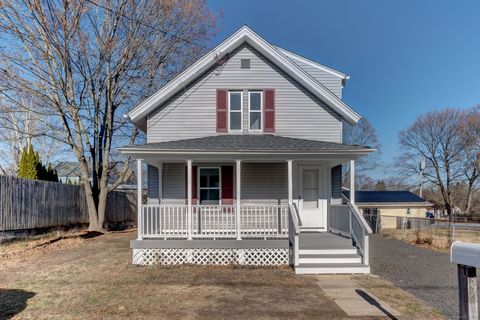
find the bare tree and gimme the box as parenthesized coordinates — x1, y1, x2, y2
(460, 106, 480, 213)
(398, 109, 466, 215)
(0, 0, 218, 232)
(343, 118, 381, 187)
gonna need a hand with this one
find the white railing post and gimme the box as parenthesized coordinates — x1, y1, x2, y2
(136, 159, 143, 240)
(236, 160, 242, 240)
(287, 160, 293, 206)
(187, 159, 193, 240)
(158, 163, 163, 205)
(349, 160, 355, 204)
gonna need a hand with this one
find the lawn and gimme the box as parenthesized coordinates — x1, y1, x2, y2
(0, 229, 443, 319)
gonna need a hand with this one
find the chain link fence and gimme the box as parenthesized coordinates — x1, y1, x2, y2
(364, 214, 480, 250)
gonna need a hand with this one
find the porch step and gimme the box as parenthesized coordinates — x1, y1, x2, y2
(298, 254, 362, 264)
(299, 248, 359, 255)
(295, 263, 371, 275)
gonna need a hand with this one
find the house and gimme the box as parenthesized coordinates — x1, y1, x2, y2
(119, 26, 375, 274)
(343, 191, 431, 230)
(54, 161, 82, 184)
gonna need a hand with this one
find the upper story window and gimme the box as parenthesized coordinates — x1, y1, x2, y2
(228, 91, 242, 132)
(248, 91, 262, 131)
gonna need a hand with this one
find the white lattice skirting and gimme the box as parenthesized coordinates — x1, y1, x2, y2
(132, 248, 289, 266)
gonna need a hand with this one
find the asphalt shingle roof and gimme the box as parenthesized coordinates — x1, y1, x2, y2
(342, 191, 427, 203)
(121, 134, 373, 152)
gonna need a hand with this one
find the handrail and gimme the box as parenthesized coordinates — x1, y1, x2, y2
(342, 194, 372, 234)
(289, 203, 301, 235)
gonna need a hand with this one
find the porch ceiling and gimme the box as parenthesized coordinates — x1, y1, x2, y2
(118, 134, 375, 162)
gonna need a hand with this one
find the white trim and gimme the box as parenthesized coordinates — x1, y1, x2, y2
(136, 159, 143, 240)
(274, 46, 349, 80)
(228, 91, 243, 132)
(197, 167, 222, 204)
(127, 26, 361, 128)
(248, 91, 263, 132)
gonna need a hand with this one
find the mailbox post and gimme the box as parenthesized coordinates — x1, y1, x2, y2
(451, 241, 479, 320)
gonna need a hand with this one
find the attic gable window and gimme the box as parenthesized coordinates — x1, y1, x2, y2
(228, 91, 242, 132)
(241, 59, 250, 69)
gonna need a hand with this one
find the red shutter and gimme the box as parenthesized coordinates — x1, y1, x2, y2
(184, 166, 198, 204)
(264, 89, 275, 132)
(216, 89, 228, 132)
(221, 166, 234, 205)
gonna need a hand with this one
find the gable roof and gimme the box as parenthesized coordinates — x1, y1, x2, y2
(119, 134, 374, 154)
(127, 25, 361, 130)
(342, 191, 431, 206)
(274, 46, 349, 80)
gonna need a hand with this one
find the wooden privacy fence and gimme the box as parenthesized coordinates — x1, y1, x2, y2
(0, 175, 136, 232)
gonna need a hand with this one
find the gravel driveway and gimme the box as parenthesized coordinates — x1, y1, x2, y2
(369, 234, 463, 319)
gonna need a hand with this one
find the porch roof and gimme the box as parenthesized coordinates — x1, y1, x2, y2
(119, 134, 374, 156)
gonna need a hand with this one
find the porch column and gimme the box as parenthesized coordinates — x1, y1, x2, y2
(287, 160, 293, 206)
(349, 160, 355, 204)
(187, 159, 193, 240)
(136, 159, 143, 240)
(158, 163, 163, 204)
(236, 160, 242, 240)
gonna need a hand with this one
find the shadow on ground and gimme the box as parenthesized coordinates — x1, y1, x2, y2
(0, 289, 35, 320)
(356, 289, 398, 320)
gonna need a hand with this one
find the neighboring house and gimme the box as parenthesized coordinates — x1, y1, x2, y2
(343, 191, 431, 229)
(54, 161, 82, 184)
(119, 26, 375, 274)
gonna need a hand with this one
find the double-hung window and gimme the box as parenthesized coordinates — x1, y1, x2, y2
(248, 91, 262, 131)
(199, 168, 220, 205)
(228, 91, 242, 132)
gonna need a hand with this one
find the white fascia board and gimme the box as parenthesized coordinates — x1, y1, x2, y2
(128, 26, 361, 126)
(274, 46, 349, 80)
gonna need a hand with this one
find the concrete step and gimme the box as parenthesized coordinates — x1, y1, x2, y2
(295, 263, 371, 275)
(298, 254, 362, 264)
(299, 248, 358, 255)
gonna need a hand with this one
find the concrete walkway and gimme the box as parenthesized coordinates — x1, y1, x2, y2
(370, 234, 461, 319)
(317, 276, 400, 318)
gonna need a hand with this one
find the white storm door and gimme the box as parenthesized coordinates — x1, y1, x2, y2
(299, 166, 326, 229)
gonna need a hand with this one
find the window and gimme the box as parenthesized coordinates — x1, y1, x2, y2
(241, 59, 251, 69)
(199, 168, 220, 205)
(406, 208, 411, 215)
(248, 91, 262, 131)
(228, 91, 242, 131)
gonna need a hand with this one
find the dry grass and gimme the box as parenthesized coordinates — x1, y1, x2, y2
(380, 227, 480, 252)
(354, 275, 445, 319)
(0, 230, 442, 319)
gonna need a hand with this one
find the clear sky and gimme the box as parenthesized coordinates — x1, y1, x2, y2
(208, 0, 480, 178)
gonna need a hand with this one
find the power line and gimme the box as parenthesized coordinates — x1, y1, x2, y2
(84, 0, 208, 49)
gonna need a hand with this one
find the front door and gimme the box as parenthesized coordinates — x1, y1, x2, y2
(299, 166, 326, 229)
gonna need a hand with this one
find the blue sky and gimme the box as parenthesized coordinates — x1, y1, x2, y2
(208, 0, 480, 178)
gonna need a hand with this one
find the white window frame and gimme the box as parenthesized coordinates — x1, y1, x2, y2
(197, 167, 222, 205)
(248, 90, 263, 132)
(228, 91, 243, 132)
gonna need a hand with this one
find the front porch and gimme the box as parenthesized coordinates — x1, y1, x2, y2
(119, 134, 374, 274)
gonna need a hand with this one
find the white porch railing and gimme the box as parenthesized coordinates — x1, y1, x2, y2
(140, 204, 289, 239)
(330, 195, 373, 265)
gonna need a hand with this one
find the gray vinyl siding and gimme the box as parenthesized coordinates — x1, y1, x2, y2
(241, 163, 288, 205)
(147, 164, 159, 203)
(157, 162, 287, 205)
(147, 44, 342, 143)
(331, 165, 342, 203)
(162, 163, 185, 205)
(286, 58, 343, 98)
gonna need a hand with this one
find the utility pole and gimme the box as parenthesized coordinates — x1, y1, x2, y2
(419, 158, 426, 198)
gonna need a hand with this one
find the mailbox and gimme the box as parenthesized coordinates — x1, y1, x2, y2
(451, 241, 480, 268)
